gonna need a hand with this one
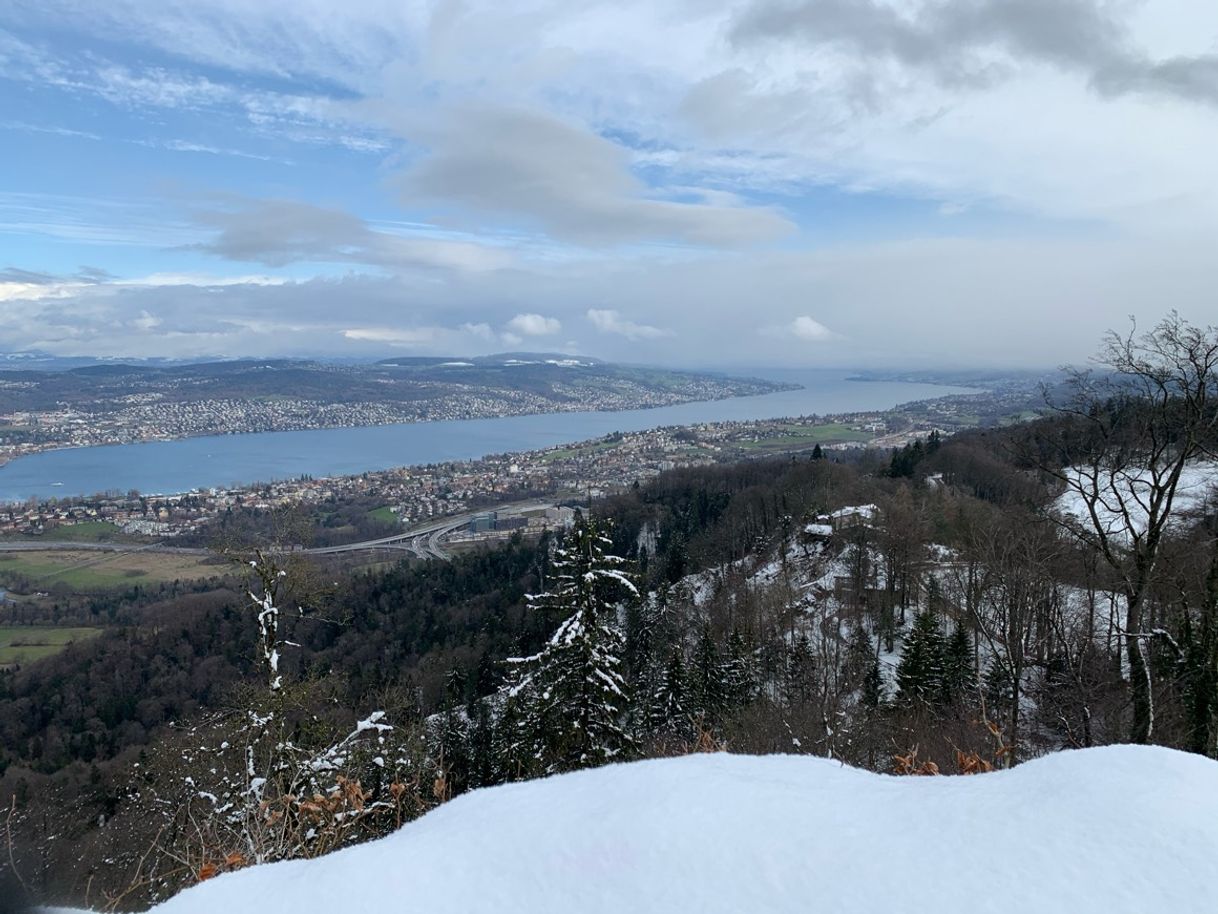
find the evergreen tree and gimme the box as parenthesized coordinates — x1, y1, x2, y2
(941, 623, 975, 704)
(811, 443, 825, 461)
(661, 528, 690, 584)
(466, 697, 496, 790)
(783, 634, 817, 708)
(984, 657, 1016, 711)
(1179, 608, 1218, 756)
(888, 438, 928, 478)
(433, 669, 471, 796)
(723, 628, 757, 708)
(501, 513, 637, 775)
(648, 646, 689, 737)
(689, 627, 727, 724)
(896, 609, 945, 704)
(845, 622, 875, 682)
(493, 686, 532, 781)
(624, 598, 656, 690)
(862, 657, 886, 711)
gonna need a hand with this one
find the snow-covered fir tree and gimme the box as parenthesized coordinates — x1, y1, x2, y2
(723, 628, 758, 708)
(648, 646, 689, 738)
(502, 512, 638, 776)
(689, 626, 728, 724)
(897, 608, 946, 704)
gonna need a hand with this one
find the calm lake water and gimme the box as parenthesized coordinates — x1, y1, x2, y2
(0, 370, 978, 502)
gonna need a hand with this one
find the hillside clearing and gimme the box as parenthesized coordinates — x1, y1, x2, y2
(0, 549, 223, 591)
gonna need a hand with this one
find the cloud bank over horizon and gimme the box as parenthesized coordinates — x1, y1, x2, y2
(2, 1, 1217, 368)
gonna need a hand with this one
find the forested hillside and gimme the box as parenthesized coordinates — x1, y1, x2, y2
(3, 317, 1216, 912)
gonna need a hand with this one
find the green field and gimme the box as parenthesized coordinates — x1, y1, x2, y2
(44, 521, 139, 543)
(739, 423, 874, 452)
(0, 549, 222, 591)
(540, 440, 619, 463)
(367, 506, 400, 525)
(0, 625, 102, 665)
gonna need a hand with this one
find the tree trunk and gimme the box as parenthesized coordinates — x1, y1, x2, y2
(1126, 622, 1153, 744)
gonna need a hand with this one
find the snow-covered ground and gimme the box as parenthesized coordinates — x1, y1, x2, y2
(48, 746, 1218, 914)
(1056, 461, 1217, 537)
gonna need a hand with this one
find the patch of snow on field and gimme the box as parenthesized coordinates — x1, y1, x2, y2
(1056, 461, 1217, 538)
(49, 746, 1218, 914)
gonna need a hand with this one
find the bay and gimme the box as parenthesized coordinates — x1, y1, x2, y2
(0, 369, 978, 503)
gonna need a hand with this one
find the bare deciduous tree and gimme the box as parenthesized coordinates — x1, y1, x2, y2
(1035, 313, 1218, 743)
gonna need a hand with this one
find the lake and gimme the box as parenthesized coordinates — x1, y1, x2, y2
(0, 369, 978, 502)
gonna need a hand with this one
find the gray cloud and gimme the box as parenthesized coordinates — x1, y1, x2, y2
(733, 0, 1218, 106)
(192, 198, 509, 272)
(396, 106, 796, 247)
(4, 1, 1218, 372)
(6, 232, 1217, 368)
(586, 308, 671, 341)
(0, 267, 58, 284)
(75, 265, 117, 283)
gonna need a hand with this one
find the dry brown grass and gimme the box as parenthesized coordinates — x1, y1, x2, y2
(0, 549, 223, 590)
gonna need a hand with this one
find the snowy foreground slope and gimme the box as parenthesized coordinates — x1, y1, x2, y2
(56, 747, 1218, 914)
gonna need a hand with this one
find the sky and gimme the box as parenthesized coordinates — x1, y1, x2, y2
(2, 0, 1217, 369)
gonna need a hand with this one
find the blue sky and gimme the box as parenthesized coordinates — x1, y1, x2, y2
(2, 1, 1218, 367)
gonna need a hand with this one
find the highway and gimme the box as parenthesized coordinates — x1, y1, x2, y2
(302, 515, 469, 559)
(0, 500, 553, 563)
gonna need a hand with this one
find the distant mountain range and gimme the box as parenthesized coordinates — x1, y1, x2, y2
(0, 350, 616, 371)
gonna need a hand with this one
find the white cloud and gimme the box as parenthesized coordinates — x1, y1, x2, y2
(789, 316, 836, 342)
(2, 235, 1217, 366)
(0, 280, 77, 302)
(586, 308, 671, 341)
(131, 309, 162, 331)
(460, 321, 494, 340)
(5, 1, 1218, 367)
(341, 327, 437, 346)
(506, 312, 561, 336)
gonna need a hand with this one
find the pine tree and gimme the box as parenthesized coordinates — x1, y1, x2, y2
(433, 669, 472, 796)
(624, 598, 655, 690)
(845, 622, 875, 681)
(648, 647, 689, 737)
(493, 686, 533, 781)
(941, 623, 975, 705)
(984, 657, 1015, 710)
(501, 513, 637, 775)
(896, 609, 945, 704)
(689, 626, 727, 724)
(466, 697, 496, 790)
(783, 633, 817, 708)
(723, 628, 757, 708)
(862, 657, 886, 710)
(661, 528, 689, 584)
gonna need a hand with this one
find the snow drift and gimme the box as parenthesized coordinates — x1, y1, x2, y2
(58, 746, 1218, 914)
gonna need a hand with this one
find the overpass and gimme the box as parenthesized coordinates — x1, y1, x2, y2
(0, 500, 555, 563)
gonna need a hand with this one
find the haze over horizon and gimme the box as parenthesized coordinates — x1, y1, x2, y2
(3, 1, 1217, 368)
